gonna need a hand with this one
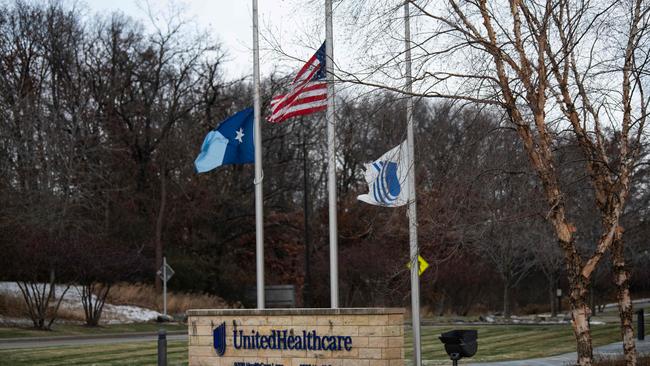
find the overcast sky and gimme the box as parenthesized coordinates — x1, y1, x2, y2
(83, 0, 334, 80)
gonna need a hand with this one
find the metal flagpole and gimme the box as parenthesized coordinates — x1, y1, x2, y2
(325, 0, 338, 309)
(404, 2, 421, 366)
(252, 0, 265, 309)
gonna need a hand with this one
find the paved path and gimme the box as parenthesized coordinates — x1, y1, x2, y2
(467, 338, 649, 366)
(0, 331, 187, 349)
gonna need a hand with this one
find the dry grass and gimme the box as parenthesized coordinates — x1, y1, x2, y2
(1, 282, 231, 325)
(0, 292, 28, 318)
(594, 355, 650, 365)
(0, 292, 85, 323)
(102, 282, 231, 315)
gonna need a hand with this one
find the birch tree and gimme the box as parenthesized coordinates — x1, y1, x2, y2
(331, 0, 649, 364)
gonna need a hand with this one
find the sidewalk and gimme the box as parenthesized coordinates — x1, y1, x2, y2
(467, 339, 649, 366)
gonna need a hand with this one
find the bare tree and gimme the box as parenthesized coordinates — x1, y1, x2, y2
(481, 220, 536, 318)
(0, 1, 86, 330)
(4, 228, 73, 330)
(530, 222, 564, 317)
(16, 280, 70, 330)
(67, 234, 145, 326)
(471, 123, 539, 318)
(328, 1, 649, 364)
(84, 9, 223, 291)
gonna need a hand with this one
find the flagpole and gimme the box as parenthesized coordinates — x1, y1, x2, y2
(325, 0, 338, 309)
(404, 2, 421, 366)
(252, 0, 265, 310)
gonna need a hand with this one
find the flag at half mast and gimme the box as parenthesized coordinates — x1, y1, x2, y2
(268, 42, 327, 123)
(357, 140, 410, 207)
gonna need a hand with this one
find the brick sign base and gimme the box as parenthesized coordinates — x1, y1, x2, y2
(187, 308, 405, 366)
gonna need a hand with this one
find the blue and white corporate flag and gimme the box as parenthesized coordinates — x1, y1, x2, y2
(194, 107, 255, 173)
(357, 141, 410, 207)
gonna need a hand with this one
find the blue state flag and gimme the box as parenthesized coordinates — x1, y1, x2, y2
(195, 107, 255, 173)
(357, 140, 410, 207)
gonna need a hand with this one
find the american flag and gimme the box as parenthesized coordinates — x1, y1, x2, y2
(268, 42, 327, 123)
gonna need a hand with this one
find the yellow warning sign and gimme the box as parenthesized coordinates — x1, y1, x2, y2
(406, 255, 429, 276)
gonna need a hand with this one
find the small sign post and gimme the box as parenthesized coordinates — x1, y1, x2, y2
(157, 257, 175, 316)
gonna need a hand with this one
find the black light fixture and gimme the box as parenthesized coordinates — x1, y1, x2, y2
(438, 329, 478, 366)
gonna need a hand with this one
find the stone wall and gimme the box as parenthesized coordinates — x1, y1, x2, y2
(187, 308, 405, 366)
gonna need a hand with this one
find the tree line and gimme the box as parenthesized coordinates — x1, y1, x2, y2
(0, 3, 648, 362)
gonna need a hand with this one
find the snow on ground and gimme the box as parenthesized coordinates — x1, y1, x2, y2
(0, 281, 160, 324)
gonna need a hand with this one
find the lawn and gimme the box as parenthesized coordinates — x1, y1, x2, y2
(405, 323, 630, 364)
(0, 321, 646, 365)
(0, 340, 187, 366)
(0, 322, 186, 339)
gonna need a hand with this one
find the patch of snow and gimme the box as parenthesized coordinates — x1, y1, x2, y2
(0, 281, 161, 324)
(99, 303, 161, 323)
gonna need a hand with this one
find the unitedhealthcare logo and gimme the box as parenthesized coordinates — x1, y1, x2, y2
(212, 321, 353, 357)
(213, 322, 226, 356)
